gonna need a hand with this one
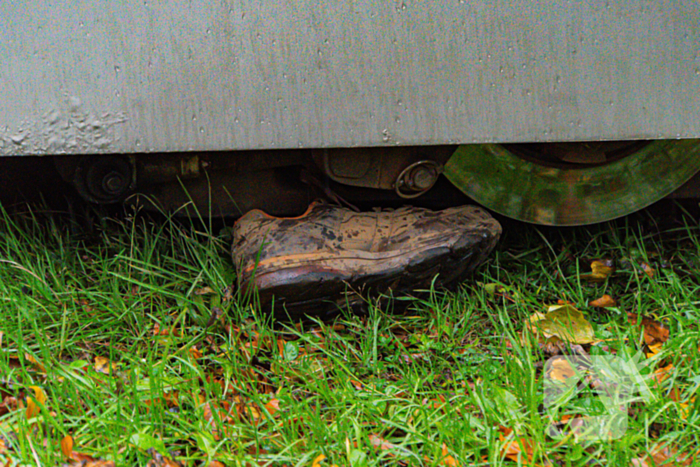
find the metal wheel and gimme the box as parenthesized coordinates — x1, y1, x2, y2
(444, 140, 700, 226)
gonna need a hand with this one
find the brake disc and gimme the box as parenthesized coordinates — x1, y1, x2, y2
(444, 139, 700, 226)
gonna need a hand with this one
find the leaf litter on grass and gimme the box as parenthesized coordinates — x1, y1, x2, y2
(0, 204, 699, 465)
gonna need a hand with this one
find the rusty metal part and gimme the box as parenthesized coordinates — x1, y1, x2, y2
(394, 160, 444, 199)
(55, 155, 136, 204)
(130, 166, 317, 217)
(313, 146, 453, 191)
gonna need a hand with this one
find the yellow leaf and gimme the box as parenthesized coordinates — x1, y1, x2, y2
(25, 354, 46, 373)
(547, 356, 578, 382)
(94, 356, 116, 374)
(60, 435, 74, 459)
(581, 259, 614, 283)
(30, 386, 46, 405)
(26, 386, 46, 419)
(528, 305, 595, 344)
(646, 342, 664, 357)
(311, 454, 326, 467)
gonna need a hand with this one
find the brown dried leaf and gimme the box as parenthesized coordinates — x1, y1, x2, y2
(188, 346, 203, 360)
(627, 313, 669, 346)
(264, 398, 280, 417)
(441, 443, 459, 466)
(369, 434, 395, 451)
(502, 440, 537, 465)
(653, 364, 674, 384)
(589, 294, 616, 308)
(0, 396, 18, 416)
(152, 324, 182, 337)
(146, 449, 184, 466)
(640, 262, 656, 279)
(630, 443, 697, 466)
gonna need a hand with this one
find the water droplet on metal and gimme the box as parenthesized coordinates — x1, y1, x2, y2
(9, 133, 25, 144)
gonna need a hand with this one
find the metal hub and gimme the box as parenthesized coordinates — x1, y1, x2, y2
(444, 140, 700, 226)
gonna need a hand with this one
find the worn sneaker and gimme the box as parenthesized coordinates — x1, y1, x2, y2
(232, 201, 501, 313)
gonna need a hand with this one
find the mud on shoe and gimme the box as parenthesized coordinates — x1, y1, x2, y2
(232, 201, 501, 314)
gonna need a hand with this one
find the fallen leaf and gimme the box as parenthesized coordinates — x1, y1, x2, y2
(369, 434, 395, 451)
(94, 356, 116, 374)
(546, 356, 577, 383)
(630, 442, 697, 466)
(653, 364, 674, 384)
(145, 448, 184, 466)
(640, 262, 655, 279)
(0, 396, 18, 416)
(589, 294, 616, 308)
(441, 443, 459, 466)
(264, 398, 280, 417)
(581, 259, 615, 283)
(61, 435, 74, 458)
(311, 454, 326, 467)
(25, 354, 46, 373)
(499, 428, 536, 465)
(528, 305, 595, 344)
(26, 386, 46, 419)
(195, 286, 215, 295)
(188, 346, 203, 360)
(627, 313, 669, 346)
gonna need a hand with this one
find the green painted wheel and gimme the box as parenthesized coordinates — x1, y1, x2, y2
(444, 140, 700, 226)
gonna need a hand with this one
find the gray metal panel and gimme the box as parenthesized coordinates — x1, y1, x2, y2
(1, 0, 699, 155)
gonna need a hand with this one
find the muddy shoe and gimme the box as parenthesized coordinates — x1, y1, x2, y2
(232, 201, 501, 313)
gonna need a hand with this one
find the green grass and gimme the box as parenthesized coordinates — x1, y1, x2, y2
(0, 202, 698, 466)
